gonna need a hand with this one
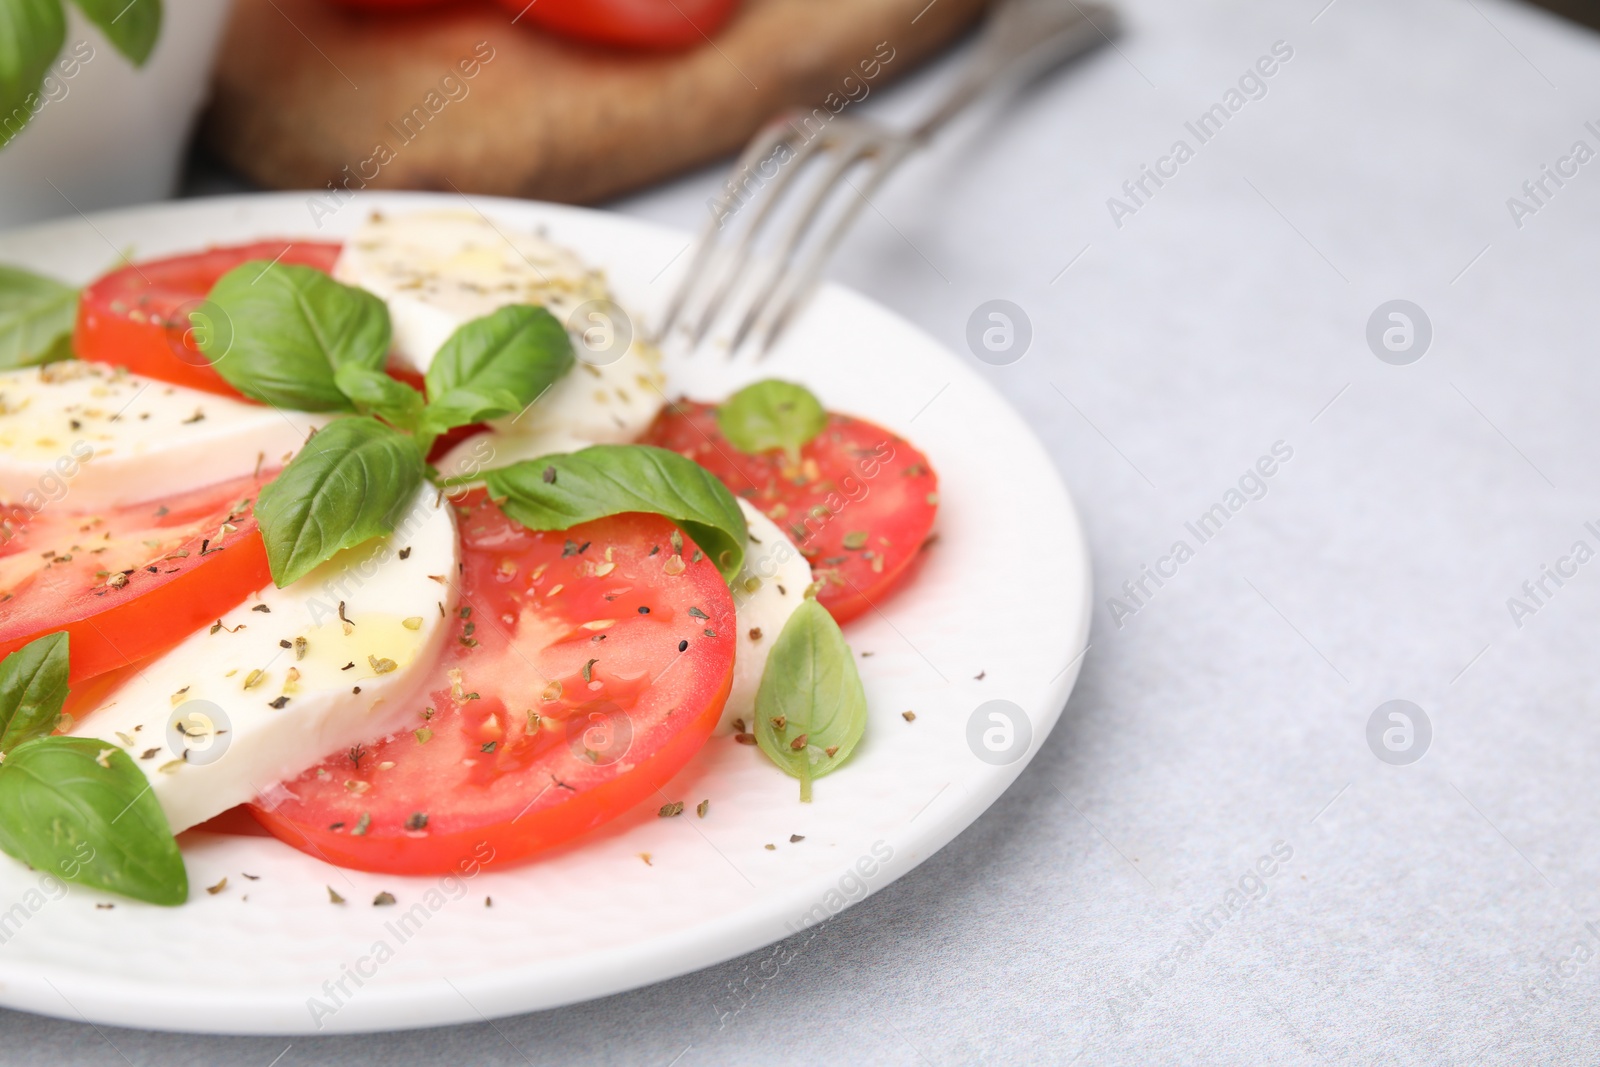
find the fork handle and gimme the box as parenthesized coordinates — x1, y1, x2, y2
(910, 0, 1119, 143)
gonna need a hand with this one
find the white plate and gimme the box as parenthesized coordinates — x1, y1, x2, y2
(0, 192, 1090, 1035)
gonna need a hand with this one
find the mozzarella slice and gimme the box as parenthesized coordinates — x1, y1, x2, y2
(433, 341, 668, 479)
(721, 500, 815, 735)
(334, 210, 666, 480)
(489, 338, 665, 442)
(436, 427, 592, 483)
(0, 362, 323, 509)
(333, 210, 608, 375)
(69, 485, 459, 833)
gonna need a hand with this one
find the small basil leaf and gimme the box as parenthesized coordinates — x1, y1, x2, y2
(0, 632, 69, 753)
(68, 0, 161, 65)
(0, 736, 187, 905)
(422, 305, 574, 433)
(334, 364, 425, 432)
(716, 379, 827, 462)
(255, 417, 425, 587)
(0, 263, 78, 368)
(753, 599, 867, 802)
(201, 261, 390, 412)
(0, 0, 65, 150)
(486, 444, 747, 582)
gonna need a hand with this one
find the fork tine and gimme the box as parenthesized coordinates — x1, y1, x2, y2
(656, 115, 803, 342)
(748, 142, 913, 359)
(685, 123, 836, 350)
(671, 1, 1120, 354)
(725, 131, 887, 355)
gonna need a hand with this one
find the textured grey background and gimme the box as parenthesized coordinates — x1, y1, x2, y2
(6, 0, 1600, 1062)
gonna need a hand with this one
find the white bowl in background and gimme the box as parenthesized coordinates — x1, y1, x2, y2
(0, 0, 235, 229)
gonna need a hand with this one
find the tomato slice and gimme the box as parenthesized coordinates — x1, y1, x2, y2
(249, 493, 737, 875)
(641, 401, 938, 625)
(495, 0, 741, 50)
(74, 241, 343, 398)
(0, 473, 271, 684)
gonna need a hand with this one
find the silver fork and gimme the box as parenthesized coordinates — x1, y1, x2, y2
(656, 0, 1119, 358)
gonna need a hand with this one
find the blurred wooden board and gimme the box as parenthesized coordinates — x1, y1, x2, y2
(1523, 0, 1600, 31)
(203, 0, 991, 205)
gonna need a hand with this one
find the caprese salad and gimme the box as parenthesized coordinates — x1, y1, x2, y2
(0, 210, 938, 904)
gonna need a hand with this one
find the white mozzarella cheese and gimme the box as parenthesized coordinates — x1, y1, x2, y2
(433, 339, 668, 479)
(0, 362, 323, 509)
(333, 210, 608, 374)
(476, 340, 667, 449)
(720, 500, 815, 735)
(334, 210, 666, 481)
(69, 485, 459, 833)
(435, 427, 592, 483)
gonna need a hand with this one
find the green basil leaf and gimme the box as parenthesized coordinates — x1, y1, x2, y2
(485, 444, 747, 582)
(31, 328, 75, 365)
(753, 599, 867, 802)
(68, 0, 161, 65)
(422, 305, 574, 433)
(201, 261, 390, 412)
(255, 417, 425, 586)
(0, 631, 69, 753)
(716, 379, 827, 462)
(0, 263, 77, 368)
(334, 364, 425, 432)
(0, 0, 65, 150)
(0, 736, 187, 905)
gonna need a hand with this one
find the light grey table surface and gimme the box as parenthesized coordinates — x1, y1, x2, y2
(6, 0, 1600, 1062)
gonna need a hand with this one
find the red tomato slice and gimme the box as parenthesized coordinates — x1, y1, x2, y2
(250, 494, 737, 875)
(496, 0, 741, 50)
(0, 473, 271, 684)
(641, 401, 938, 625)
(74, 241, 343, 398)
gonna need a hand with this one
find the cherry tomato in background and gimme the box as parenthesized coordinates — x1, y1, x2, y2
(324, 0, 458, 10)
(493, 0, 742, 50)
